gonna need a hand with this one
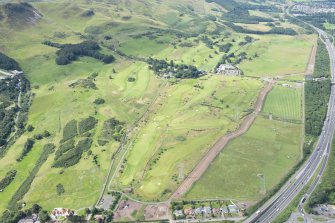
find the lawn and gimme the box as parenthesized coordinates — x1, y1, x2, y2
(186, 117, 302, 201)
(239, 34, 315, 77)
(115, 76, 264, 200)
(262, 84, 302, 121)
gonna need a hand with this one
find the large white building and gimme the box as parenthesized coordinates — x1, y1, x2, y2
(216, 64, 241, 76)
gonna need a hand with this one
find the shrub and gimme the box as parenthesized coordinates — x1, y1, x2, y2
(62, 120, 78, 142)
(0, 170, 17, 191)
(55, 139, 75, 160)
(78, 116, 97, 134)
(17, 138, 34, 161)
(94, 98, 105, 105)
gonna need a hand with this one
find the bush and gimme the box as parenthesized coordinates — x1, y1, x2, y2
(0, 170, 17, 191)
(78, 116, 97, 134)
(55, 139, 75, 160)
(17, 138, 34, 161)
(53, 138, 92, 168)
(56, 184, 65, 195)
(101, 118, 125, 142)
(62, 120, 78, 142)
(94, 98, 105, 105)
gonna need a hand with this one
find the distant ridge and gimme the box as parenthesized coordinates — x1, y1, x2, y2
(1, 2, 42, 28)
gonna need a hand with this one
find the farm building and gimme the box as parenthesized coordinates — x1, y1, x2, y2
(216, 64, 241, 76)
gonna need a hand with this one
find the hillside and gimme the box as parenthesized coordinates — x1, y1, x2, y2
(0, 0, 315, 222)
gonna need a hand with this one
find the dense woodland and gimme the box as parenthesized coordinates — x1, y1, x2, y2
(147, 58, 205, 79)
(314, 39, 331, 78)
(1, 204, 50, 223)
(0, 53, 20, 70)
(305, 80, 331, 136)
(0, 55, 31, 157)
(308, 135, 335, 210)
(42, 40, 115, 65)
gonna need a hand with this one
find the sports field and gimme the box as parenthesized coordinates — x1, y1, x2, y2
(263, 84, 302, 121)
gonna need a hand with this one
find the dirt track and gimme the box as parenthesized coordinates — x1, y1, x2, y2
(170, 81, 274, 200)
(305, 44, 317, 75)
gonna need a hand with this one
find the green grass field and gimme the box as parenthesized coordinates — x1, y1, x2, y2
(186, 117, 302, 201)
(239, 35, 315, 77)
(263, 84, 302, 121)
(116, 76, 263, 200)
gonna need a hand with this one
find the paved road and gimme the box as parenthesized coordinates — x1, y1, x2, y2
(244, 11, 335, 223)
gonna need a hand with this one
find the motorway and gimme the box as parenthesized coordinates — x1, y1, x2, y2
(244, 15, 335, 223)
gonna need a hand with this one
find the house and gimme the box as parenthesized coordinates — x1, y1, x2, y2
(173, 210, 184, 217)
(212, 208, 221, 215)
(220, 207, 229, 214)
(184, 208, 194, 216)
(194, 208, 202, 215)
(94, 215, 105, 222)
(228, 204, 239, 213)
(50, 208, 75, 220)
(11, 70, 24, 76)
(203, 206, 211, 215)
(216, 64, 241, 76)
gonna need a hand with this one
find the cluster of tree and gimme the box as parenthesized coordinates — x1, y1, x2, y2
(69, 78, 97, 90)
(147, 58, 205, 79)
(219, 43, 233, 53)
(314, 39, 331, 78)
(305, 80, 331, 136)
(296, 13, 335, 30)
(16, 138, 34, 162)
(94, 98, 105, 105)
(55, 139, 75, 160)
(223, 7, 273, 24)
(42, 40, 115, 65)
(53, 138, 92, 168)
(224, 22, 297, 35)
(0, 170, 16, 191)
(85, 206, 114, 223)
(8, 144, 55, 210)
(307, 136, 335, 210)
(56, 183, 65, 196)
(109, 191, 121, 210)
(81, 9, 94, 17)
(0, 63, 31, 156)
(78, 116, 98, 134)
(100, 118, 125, 142)
(33, 130, 50, 140)
(0, 52, 20, 70)
(1, 204, 50, 223)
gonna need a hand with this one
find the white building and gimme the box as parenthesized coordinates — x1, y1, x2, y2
(216, 64, 241, 76)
